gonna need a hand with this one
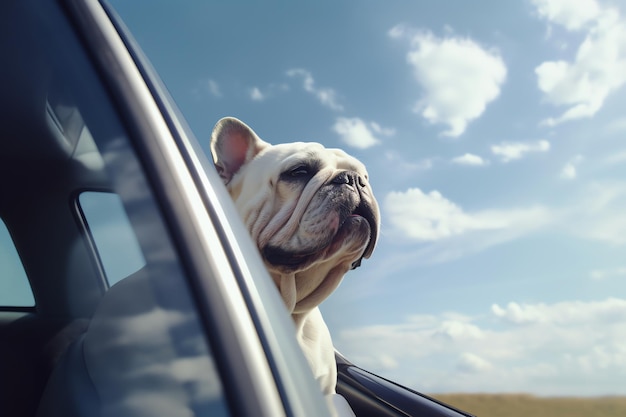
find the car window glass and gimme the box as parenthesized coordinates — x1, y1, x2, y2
(78, 191, 146, 286)
(0, 218, 34, 307)
(7, 2, 232, 415)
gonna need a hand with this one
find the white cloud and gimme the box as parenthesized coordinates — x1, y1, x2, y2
(491, 140, 550, 163)
(456, 353, 493, 373)
(560, 155, 584, 179)
(590, 266, 626, 280)
(286, 68, 344, 111)
(388, 25, 407, 39)
(372, 180, 626, 272)
(363, 180, 626, 280)
(247, 83, 289, 102)
(533, 0, 626, 126)
(370, 121, 396, 137)
(491, 297, 626, 325)
(451, 153, 488, 166)
(532, 0, 601, 31)
(389, 25, 507, 137)
(207, 79, 222, 97)
(385, 189, 490, 241)
(193, 78, 222, 98)
(335, 297, 626, 395)
(384, 188, 550, 242)
(332, 117, 394, 149)
(383, 151, 434, 174)
(333, 118, 379, 149)
(379, 354, 399, 370)
(434, 320, 484, 341)
(250, 87, 264, 101)
(560, 163, 577, 179)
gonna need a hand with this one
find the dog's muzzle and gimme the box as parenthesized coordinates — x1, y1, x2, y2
(331, 171, 378, 269)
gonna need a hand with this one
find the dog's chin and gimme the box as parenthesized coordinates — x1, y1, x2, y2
(262, 214, 373, 273)
(262, 246, 316, 272)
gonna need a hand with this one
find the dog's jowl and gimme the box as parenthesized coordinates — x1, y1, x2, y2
(210, 117, 380, 415)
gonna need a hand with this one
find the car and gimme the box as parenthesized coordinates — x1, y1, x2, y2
(0, 0, 474, 416)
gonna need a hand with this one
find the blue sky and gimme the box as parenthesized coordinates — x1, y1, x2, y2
(110, 0, 626, 396)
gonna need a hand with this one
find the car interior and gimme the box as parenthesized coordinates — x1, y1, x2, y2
(0, 3, 230, 417)
(1, 12, 101, 417)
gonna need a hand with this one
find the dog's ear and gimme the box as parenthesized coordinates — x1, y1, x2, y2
(210, 117, 270, 184)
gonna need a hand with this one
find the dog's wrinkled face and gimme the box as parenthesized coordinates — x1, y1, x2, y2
(262, 142, 377, 271)
(211, 117, 379, 313)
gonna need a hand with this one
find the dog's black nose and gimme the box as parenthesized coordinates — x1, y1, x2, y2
(331, 171, 365, 188)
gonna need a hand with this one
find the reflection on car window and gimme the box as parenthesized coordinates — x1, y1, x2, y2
(66, 44, 231, 417)
(0, 218, 34, 307)
(76, 99, 232, 416)
(15, 4, 232, 415)
(79, 192, 145, 286)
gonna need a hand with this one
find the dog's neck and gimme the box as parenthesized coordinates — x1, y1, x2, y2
(275, 272, 298, 313)
(270, 259, 353, 325)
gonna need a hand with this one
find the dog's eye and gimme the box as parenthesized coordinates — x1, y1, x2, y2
(288, 165, 310, 177)
(280, 162, 319, 182)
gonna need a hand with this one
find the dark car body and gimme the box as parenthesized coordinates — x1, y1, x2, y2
(0, 0, 473, 416)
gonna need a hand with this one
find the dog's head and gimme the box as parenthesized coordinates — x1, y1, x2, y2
(211, 117, 379, 313)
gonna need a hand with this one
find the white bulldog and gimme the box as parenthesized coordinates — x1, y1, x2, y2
(210, 117, 379, 411)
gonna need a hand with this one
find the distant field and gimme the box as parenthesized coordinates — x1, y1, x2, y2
(430, 393, 626, 417)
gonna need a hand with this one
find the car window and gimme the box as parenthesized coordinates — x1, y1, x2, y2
(0, 2, 233, 415)
(63, 34, 231, 417)
(0, 218, 34, 307)
(78, 191, 146, 286)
